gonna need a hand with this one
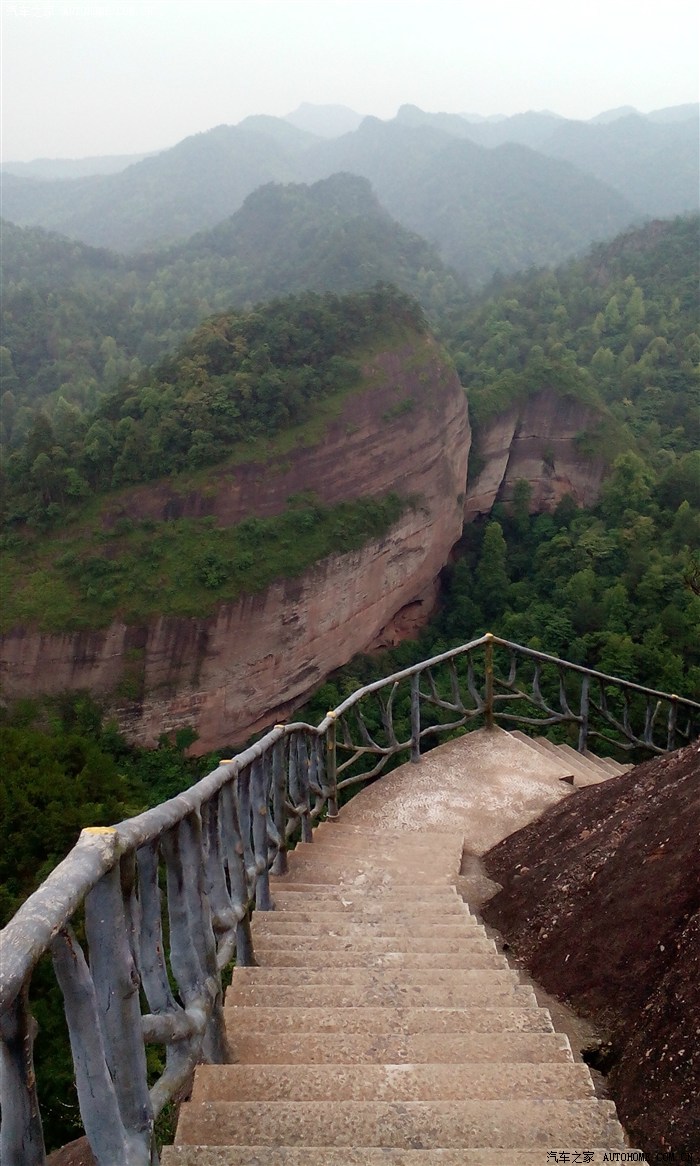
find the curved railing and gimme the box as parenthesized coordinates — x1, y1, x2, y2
(1, 634, 698, 1165)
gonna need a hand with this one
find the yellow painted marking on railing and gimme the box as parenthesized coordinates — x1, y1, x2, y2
(327, 710, 337, 719)
(82, 826, 117, 835)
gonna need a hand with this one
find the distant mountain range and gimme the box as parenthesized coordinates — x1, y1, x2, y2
(1, 103, 697, 286)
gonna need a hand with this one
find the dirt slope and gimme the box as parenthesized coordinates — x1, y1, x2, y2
(482, 739, 700, 1160)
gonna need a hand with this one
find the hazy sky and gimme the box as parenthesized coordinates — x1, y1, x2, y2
(2, 0, 698, 161)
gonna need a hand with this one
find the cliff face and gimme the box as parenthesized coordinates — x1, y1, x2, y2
(464, 388, 606, 521)
(1, 338, 470, 752)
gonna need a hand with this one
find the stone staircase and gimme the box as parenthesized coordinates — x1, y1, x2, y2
(162, 730, 644, 1165)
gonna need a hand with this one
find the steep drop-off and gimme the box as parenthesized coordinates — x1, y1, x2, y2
(1, 337, 470, 752)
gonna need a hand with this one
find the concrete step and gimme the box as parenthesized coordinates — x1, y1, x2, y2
(508, 732, 596, 787)
(164, 1149, 645, 1166)
(225, 983, 536, 1010)
(226, 1030, 577, 1066)
(229, 966, 519, 989)
(249, 920, 478, 938)
(270, 886, 462, 902)
(313, 825, 462, 839)
(526, 736, 609, 786)
(162, 1147, 644, 1166)
(277, 871, 456, 888)
(269, 895, 467, 914)
(548, 741, 613, 784)
(174, 1098, 627, 1149)
(280, 863, 457, 885)
(296, 831, 465, 849)
(224, 1007, 555, 1035)
(268, 879, 455, 891)
(292, 842, 461, 861)
(190, 1062, 595, 1103)
(247, 933, 497, 952)
(252, 907, 476, 926)
(240, 949, 507, 969)
(582, 750, 627, 775)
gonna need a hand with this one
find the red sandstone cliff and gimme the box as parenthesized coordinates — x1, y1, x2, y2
(464, 388, 606, 521)
(1, 338, 470, 752)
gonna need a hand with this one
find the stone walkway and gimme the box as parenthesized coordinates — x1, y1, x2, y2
(162, 728, 645, 1165)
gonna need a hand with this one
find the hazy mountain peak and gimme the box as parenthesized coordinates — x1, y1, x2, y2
(647, 102, 699, 122)
(590, 105, 639, 123)
(394, 105, 474, 136)
(284, 102, 364, 138)
(236, 114, 319, 147)
(460, 112, 507, 123)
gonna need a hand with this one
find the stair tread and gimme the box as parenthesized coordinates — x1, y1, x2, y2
(174, 1098, 627, 1149)
(254, 906, 476, 920)
(231, 965, 513, 983)
(190, 1062, 595, 1102)
(251, 935, 496, 951)
(250, 922, 479, 937)
(226, 1031, 576, 1065)
(267, 881, 459, 892)
(224, 1007, 555, 1034)
(225, 985, 535, 1009)
(235, 951, 508, 969)
(269, 899, 468, 914)
(163, 1148, 646, 1165)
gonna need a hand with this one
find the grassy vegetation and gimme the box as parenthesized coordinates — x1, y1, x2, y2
(0, 494, 410, 633)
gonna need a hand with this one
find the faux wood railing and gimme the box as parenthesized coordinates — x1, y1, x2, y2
(1, 634, 698, 1165)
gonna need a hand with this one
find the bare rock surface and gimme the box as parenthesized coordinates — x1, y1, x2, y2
(464, 387, 606, 521)
(482, 739, 700, 1161)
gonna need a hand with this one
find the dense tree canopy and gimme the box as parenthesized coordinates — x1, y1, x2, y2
(448, 215, 699, 458)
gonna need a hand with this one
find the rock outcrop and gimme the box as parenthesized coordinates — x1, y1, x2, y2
(464, 388, 606, 520)
(1, 338, 470, 752)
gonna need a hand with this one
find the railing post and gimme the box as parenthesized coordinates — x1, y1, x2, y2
(326, 712, 339, 819)
(411, 672, 421, 762)
(51, 926, 135, 1166)
(252, 759, 274, 911)
(84, 863, 155, 1164)
(485, 633, 495, 730)
(667, 697, 678, 752)
(270, 735, 289, 874)
(0, 982, 46, 1166)
(578, 673, 590, 753)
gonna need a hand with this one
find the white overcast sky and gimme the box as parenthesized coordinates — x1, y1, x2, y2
(1, 0, 698, 161)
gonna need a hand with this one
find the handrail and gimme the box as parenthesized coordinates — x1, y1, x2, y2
(1, 634, 698, 1165)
